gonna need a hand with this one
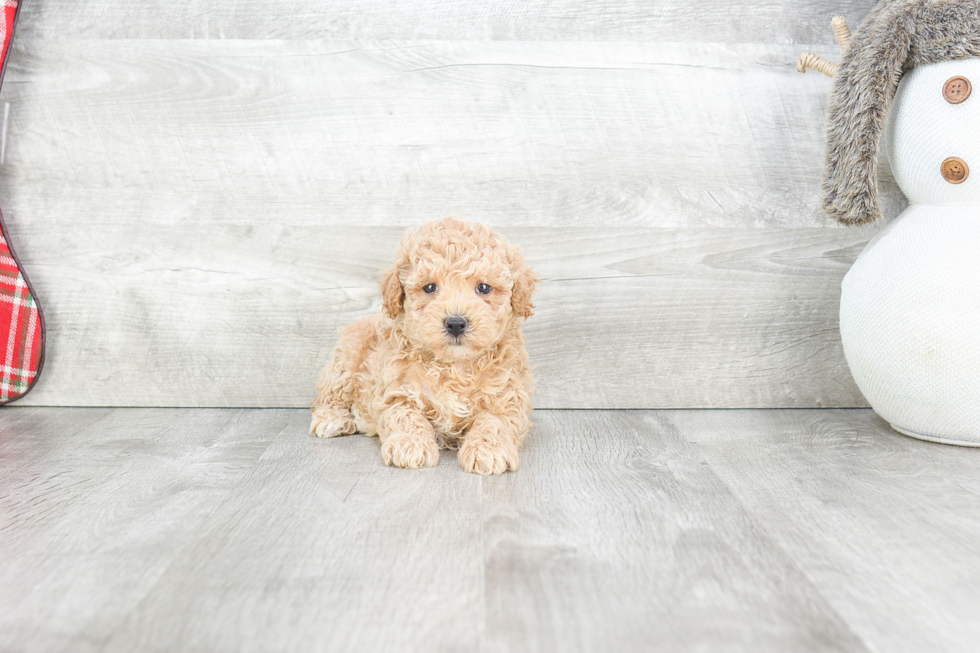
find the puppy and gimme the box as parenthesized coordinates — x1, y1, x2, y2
(310, 218, 538, 475)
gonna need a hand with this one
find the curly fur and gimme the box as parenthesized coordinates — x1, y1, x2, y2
(310, 218, 538, 475)
(824, 0, 980, 225)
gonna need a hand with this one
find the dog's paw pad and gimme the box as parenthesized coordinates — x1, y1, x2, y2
(382, 433, 440, 469)
(310, 407, 357, 438)
(458, 438, 519, 475)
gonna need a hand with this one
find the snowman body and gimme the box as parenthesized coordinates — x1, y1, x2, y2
(840, 59, 980, 445)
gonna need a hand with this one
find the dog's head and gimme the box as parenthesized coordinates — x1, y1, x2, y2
(381, 218, 537, 362)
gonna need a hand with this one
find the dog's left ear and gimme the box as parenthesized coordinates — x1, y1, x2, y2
(509, 247, 538, 319)
(381, 263, 405, 318)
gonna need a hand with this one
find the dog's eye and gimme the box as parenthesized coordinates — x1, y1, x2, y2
(476, 283, 492, 295)
(423, 283, 438, 294)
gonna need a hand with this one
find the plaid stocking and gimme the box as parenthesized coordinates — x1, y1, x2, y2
(0, 0, 44, 404)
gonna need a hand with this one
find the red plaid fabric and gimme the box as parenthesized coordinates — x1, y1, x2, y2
(0, 0, 43, 403)
(0, 227, 40, 401)
(0, 2, 14, 55)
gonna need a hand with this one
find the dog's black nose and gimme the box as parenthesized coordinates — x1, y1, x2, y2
(445, 316, 467, 337)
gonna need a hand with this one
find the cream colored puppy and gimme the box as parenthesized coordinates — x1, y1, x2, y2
(310, 218, 537, 475)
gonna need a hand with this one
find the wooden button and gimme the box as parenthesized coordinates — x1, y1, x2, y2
(941, 157, 969, 184)
(943, 76, 972, 104)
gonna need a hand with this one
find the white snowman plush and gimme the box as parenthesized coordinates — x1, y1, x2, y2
(800, 1, 980, 445)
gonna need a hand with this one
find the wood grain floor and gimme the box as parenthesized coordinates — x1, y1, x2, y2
(3, 407, 979, 652)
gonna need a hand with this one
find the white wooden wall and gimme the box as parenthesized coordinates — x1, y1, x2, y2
(1, 0, 899, 408)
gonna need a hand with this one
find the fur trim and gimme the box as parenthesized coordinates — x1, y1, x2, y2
(823, 0, 980, 225)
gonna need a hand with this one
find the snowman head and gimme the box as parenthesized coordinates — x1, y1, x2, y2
(821, 0, 980, 225)
(886, 59, 980, 206)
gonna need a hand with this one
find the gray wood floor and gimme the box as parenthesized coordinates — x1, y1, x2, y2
(3, 408, 980, 652)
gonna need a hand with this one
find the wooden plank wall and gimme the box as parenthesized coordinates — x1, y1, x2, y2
(1, 0, 899, 408)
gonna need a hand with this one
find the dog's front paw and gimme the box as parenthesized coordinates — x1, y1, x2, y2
(310, 405, 357, 438)
(381, 433, 440, 469)
(458, 436, 519, 475)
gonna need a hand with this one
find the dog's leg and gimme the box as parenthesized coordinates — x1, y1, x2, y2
(377, 402, 440, 469)
(458, 413, 524, 475)
(310, 401, 357, 438)
(310, 331, 363, 439)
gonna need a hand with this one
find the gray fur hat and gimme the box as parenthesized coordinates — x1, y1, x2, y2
(823, 0, 980, 225)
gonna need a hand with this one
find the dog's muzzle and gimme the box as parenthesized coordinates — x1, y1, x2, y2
(444, 315, 468, 338)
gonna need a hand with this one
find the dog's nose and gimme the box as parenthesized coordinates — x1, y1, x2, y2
(444, 315, 468, 337)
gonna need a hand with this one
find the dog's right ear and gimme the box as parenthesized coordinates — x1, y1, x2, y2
(381, 263, 404, 318)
